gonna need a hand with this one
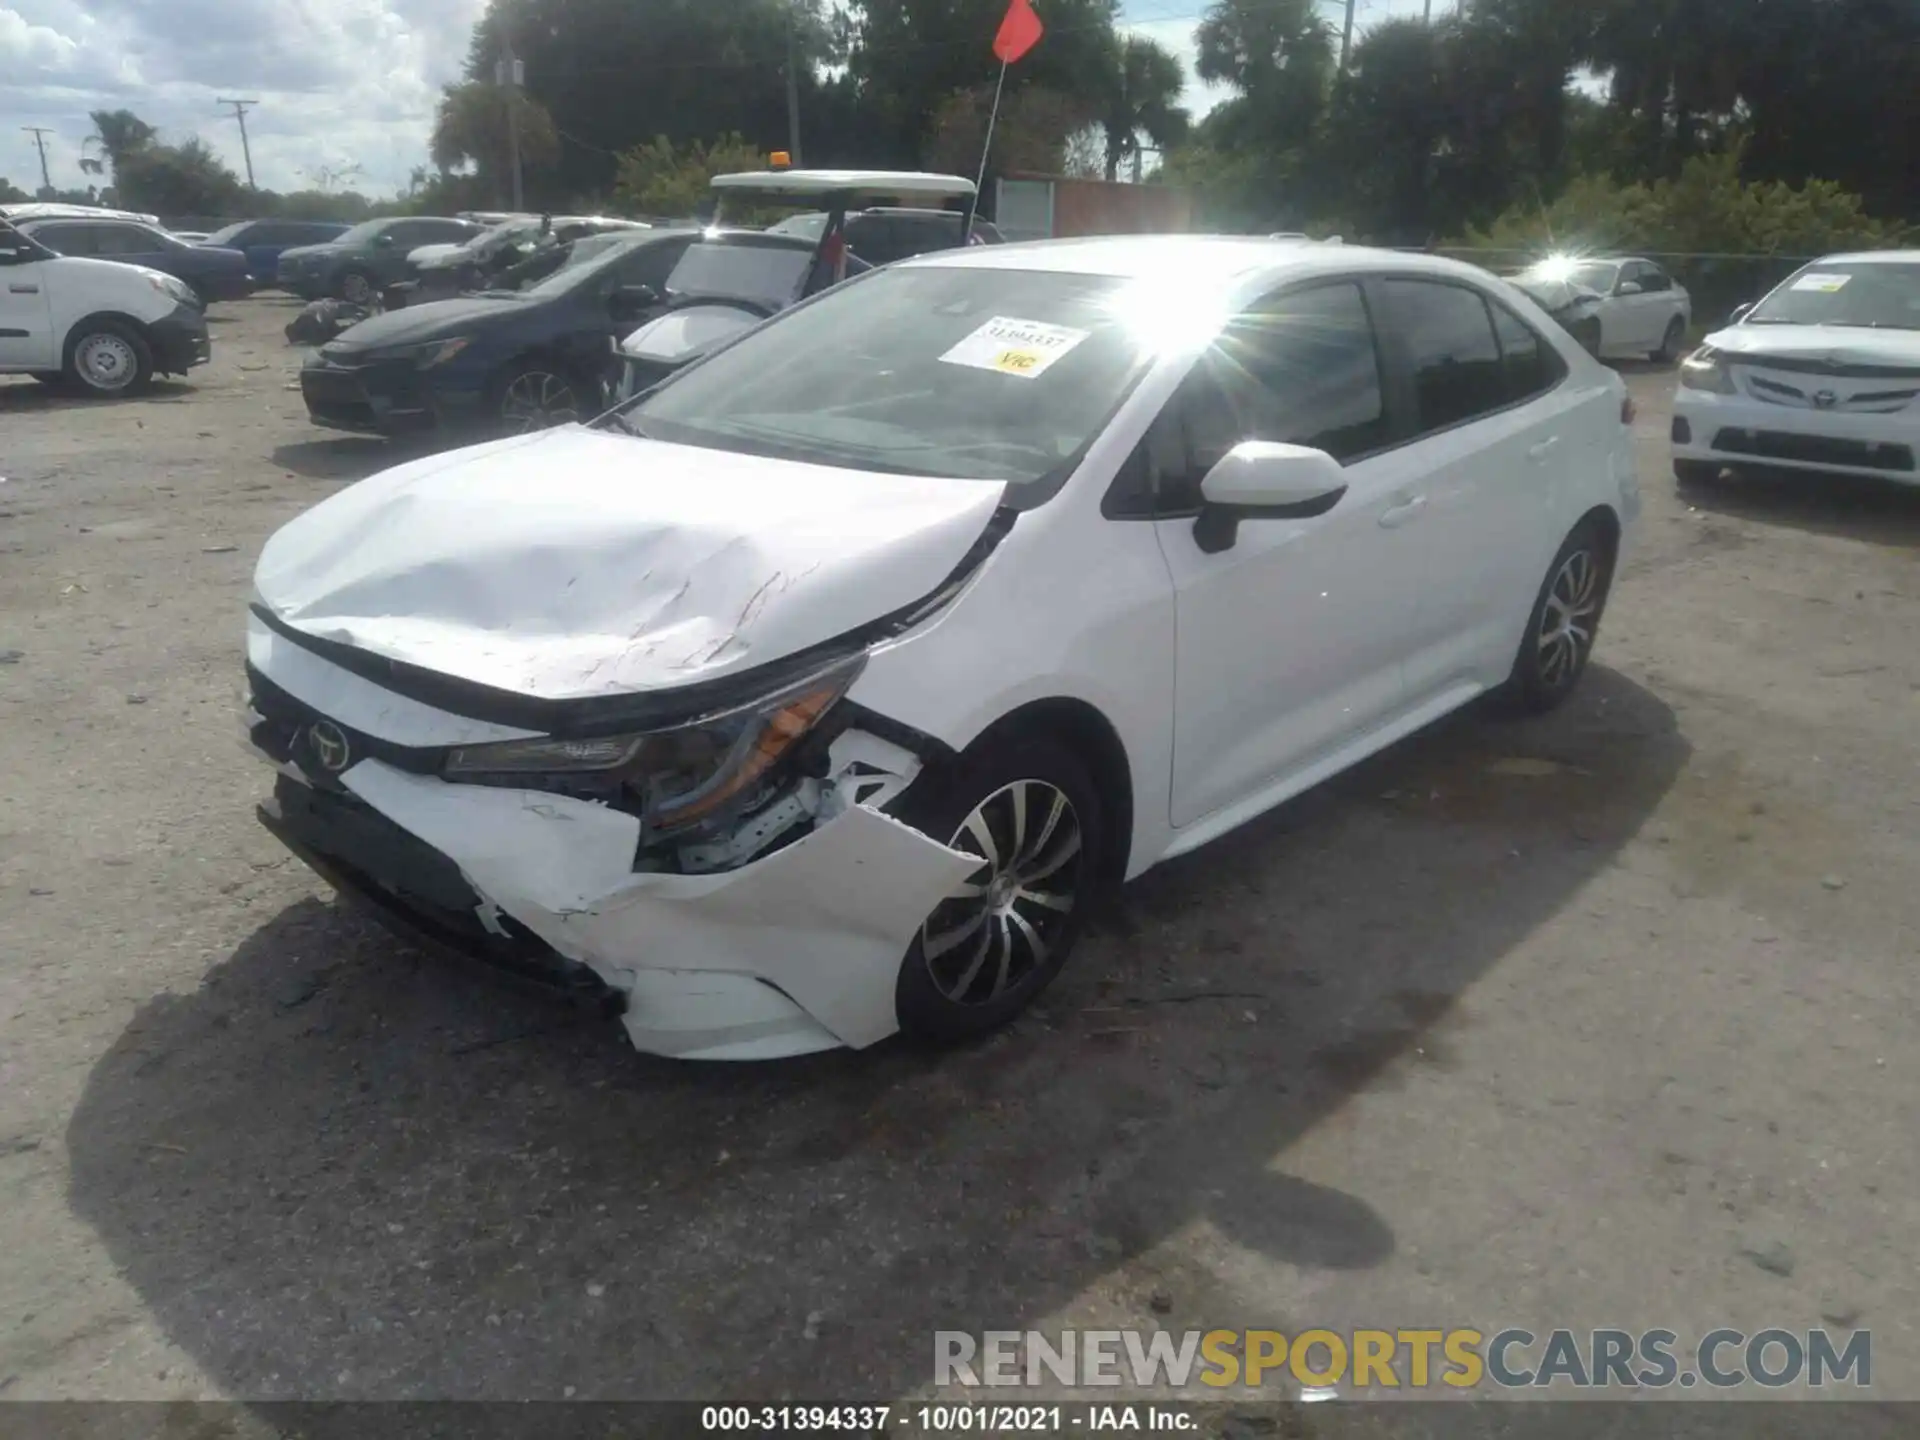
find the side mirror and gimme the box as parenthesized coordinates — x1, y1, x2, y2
(0, 243, 28, 264)
(373, 233, 396, 248)
(1193, 442, 1349, 555)
(1729, 301, 1755, 323)
(610, 283, 660, 319)
(1615, 280, 1644, 296)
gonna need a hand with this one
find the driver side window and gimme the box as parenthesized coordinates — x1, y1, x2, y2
(1117, 281, 1390, 517)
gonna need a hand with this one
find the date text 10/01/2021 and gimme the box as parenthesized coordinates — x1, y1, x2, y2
(701, 1406, 1194, 1432)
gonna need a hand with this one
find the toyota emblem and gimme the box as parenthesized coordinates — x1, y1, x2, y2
(308, 721, 352, 774)
(1813, 389, 1839, 410)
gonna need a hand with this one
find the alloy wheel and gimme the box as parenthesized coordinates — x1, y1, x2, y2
(921, 779, 1084, 1006)
(500, 371, 580, 434)
(340, 272, 373, 306)
(1537, 547, 1602, 688)
(75, 333, 136, 392)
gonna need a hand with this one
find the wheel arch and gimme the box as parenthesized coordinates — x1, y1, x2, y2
(60, 309, 155, 365)
(956, 696, 1135, 889)
(1573, 501, 1622, 564)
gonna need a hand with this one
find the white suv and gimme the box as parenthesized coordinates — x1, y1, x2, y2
(1673, 251, 1920, 488)
(0, 217, 210, 395)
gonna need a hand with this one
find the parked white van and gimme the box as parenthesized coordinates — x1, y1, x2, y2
(0, 217, 211, 396)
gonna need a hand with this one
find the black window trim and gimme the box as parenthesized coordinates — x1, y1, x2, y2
(1368, 274, 1570, 450)
(1102, 269, 1575, 522)
(1101, 273, 1398, 521)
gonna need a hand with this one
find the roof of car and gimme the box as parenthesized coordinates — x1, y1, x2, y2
(901, 234, 1489, 287)
(711, 169, 976, 199)
(4, 202, 160, 226)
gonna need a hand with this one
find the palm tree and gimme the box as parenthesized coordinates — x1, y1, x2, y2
(1100, 35, 1190, 180)
(78, 109, 158, 182)
(1194, 0, 1335, 147)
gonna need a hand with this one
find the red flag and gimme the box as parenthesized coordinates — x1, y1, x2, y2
(993, 0, 1044, 63)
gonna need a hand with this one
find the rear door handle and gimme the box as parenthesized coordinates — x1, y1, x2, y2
(8, 284, 39, 294)
(1379, 495, 1427, 529)
(1527, 437, 1561, 462)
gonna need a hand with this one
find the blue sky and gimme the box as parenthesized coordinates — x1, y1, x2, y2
(3, 0, 1436, 197)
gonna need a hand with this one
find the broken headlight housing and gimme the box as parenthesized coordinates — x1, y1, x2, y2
(441, 653, 864, 835)
(1678, 346, 1735, 394)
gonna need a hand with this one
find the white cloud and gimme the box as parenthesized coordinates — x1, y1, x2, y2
(3, 0, 484, 197)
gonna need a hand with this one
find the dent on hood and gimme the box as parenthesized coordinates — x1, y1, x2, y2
(254, 428, 1007, 701)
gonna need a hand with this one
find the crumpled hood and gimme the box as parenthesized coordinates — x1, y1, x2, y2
(1706, 323, 1920, 368)
(253, 427, 1007, 701)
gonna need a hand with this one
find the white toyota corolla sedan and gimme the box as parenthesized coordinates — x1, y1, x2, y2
(244, 236, 1640, 1061)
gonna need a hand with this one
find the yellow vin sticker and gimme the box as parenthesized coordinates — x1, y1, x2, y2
(941, 316, 1090, 379)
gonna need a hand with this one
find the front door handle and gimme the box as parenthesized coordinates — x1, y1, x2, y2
(8, 284, 39, 294)
(1379, 494, 1427, 529)
(1527, 437, 1561, 462)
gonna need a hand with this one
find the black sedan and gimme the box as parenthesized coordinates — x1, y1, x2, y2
(300, 229, 695, 439)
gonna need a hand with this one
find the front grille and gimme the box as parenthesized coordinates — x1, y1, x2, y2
(1711, 428, 1916, 473)
(1743, 371, 1919, 413)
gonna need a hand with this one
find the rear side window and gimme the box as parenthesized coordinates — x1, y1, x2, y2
(1379, 279, 1508, 434)
(28, 222, 92, 254)
(92, 224, 160, 256)
(1488, 301, 1566, 404)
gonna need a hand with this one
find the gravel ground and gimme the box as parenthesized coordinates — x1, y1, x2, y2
(1, 296, 1916, 1407)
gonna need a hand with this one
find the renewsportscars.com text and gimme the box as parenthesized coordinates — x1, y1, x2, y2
(935, 1327, 1871, 1390)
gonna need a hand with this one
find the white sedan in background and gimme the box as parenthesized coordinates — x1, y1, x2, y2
(1522, 255, 1693, 363)
(244, 237, 1640, 1061)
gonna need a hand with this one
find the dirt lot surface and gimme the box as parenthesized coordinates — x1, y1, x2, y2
(2, 297, 1917, 1407)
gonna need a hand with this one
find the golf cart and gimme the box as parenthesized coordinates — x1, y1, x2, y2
(613, 167, 976, 398)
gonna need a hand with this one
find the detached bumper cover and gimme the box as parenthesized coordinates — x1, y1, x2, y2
(257, 750, 977, 1059)
(1673, 390, 1920, 483)
(300, 354, 483, 436)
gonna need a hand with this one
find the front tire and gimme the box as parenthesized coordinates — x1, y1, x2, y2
(495, 363, 588, 435)
(892, 734, 1105, 1043)
(64, 321, 154, 397)
(336, 268, 375, 306)
(1654, 316, 1687, 364)
(1503, 520, 1615, 715)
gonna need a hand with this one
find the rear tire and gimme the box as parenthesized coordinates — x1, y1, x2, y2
(1501, 519, 1615, 716)
(891, 733, 1105, 1044)
(63, 320, 154, 398)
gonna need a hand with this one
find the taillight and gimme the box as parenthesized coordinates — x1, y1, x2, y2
(1621, 396, 1637, 425)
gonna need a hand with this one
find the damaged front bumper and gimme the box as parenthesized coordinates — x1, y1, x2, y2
(249, 727, 977, 1062)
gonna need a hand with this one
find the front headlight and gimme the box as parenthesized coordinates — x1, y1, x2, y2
(442, 653, 865, 833)
(142, 272, 195, 306)
(1678, 346, 1735, 394)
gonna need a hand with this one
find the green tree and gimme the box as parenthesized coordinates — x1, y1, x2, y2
(611, 133, 766, 216)
(1097, 34, 1189, 181)
(113, 137, 247, 215)
(78, 109, 159, 186)
(1194, 0, 1334, 149)
(430, 81, 562, 209)
(922, 85, 1095, 179)
(0, 175, 28, 204)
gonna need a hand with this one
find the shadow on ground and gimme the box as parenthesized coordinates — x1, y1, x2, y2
(0, 378, 195, 412)
(271, 437, 434, 482)
(66, 668, 1685, 1402)
(1678, 465, 1920, 550)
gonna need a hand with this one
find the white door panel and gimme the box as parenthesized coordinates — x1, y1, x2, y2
(0, 257, 55, 369)
(1160, 455, 1417, 828)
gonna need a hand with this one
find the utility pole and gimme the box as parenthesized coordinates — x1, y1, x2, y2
(784, 0, 803, 164)
(1340, 0, 1356, 68)
(495, 43, 524, 212)
(1424, 0, 1433, 19)
(216, 99, 258, 188)
(21, 127, 53, 195)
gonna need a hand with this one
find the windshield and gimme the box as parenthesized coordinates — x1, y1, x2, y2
(333, 220, 387, 247)
(621, 266, 1165, 484)
(665, 240, 815, 307)
(516, 234, 654, 298)
(1746, 261, 1920, 330)
(1524, 259, 1616, 293)
(205, 221, 250, 245)
(767, 213, 828, 243)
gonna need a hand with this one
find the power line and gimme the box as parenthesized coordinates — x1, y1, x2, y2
(21, 127, 53, 194)
(216, 99, 259, 188)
